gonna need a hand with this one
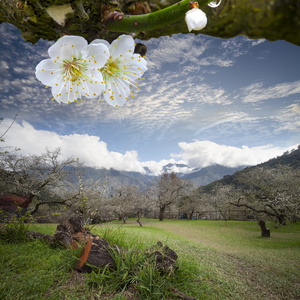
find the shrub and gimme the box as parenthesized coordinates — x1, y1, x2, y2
(0, 207, 35, 243)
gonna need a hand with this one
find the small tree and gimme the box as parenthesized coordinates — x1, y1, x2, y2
(154, 173, 188, 221)
(177, 186, 201, 220)
(209, 184, 237, 223)
(110, 185, 139, 223)
(0, 148, 78, 214)
(132, 189, 155, 226)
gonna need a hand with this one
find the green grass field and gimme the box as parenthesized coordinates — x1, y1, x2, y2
(1, 219, 299, 299)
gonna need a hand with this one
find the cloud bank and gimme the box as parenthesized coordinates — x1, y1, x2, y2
(172, 140, 297, 169)
(1, 119, 146, 173)
(1, 119, 295, 176)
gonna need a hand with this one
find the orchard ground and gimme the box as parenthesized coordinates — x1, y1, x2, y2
(0, 219, 299, 299)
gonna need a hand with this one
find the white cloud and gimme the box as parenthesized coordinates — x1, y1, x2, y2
(172, 140, 297, 169)
(251, 39, 265, 46)
(274, 103, 300, 132)
(144, 34, 210, 70)
(141, 158, 193, 176)
(198, 56, 233, 67)
(0, 118, 193, 176)
(241, 80, 300, 103)
(0, 119, 146, 173)
(1, 120, 298, 176)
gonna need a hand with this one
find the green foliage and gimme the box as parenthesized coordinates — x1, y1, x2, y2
(0, 207, 35, 243)
(86, 226, 183, 298)
(1, 220, 299, 299)
(0, 239, 80, 300)
(86, 244, 176, 299)
(95, 225, 140, 249)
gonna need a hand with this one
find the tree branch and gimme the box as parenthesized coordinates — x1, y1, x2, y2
(104, 0, 211, 32)
(29, 194, 79, 215)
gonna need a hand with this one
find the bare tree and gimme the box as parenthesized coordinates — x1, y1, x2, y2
(0, 115, 20, 155)
(177, 185, 201, 220)
(131, 189, 155, 226)
(0, 148, 78, 214)
(110, 185, 139, 223)
(230, 165, 300, 225)
(154, 173, 188, 221)
(207, 184, 238, 223)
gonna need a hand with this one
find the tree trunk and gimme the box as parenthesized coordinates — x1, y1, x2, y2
(136, 212, 143, 226)
(188, 209, 194, 220)
(136, 217, 143, 227)
(159, 206, 165, 221)
(258, 220, 270, 237)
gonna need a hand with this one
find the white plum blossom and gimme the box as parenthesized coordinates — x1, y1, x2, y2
(185, 8, 207, 32)
(91, 35, 147, 107)
(35, 35, 109, 104)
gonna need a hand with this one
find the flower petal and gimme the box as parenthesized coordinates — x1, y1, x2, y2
(109, 35, 135, 58)
(84, 80, 105, 99)
(90, 39, 110, 49)
(51, 77, 70, 103)
(35, 59, 62, 86)
(82, 43, 110, 70)
(103, 78, 128, 107)
(48, 35, 87, 61)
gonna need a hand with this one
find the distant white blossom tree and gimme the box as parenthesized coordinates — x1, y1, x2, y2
(230, 166, 300, 225)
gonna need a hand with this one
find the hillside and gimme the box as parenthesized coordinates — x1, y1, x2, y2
(202, 146, 300, 192)
(181, 164, 246, 186)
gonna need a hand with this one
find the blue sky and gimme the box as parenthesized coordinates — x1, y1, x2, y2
(0, 22, 299, 175)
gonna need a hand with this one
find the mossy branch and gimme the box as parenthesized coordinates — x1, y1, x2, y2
(104, 0, 212, 32)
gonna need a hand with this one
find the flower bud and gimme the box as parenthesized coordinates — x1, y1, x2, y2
(185, 8, 207, 32)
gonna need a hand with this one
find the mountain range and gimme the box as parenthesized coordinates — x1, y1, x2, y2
(79, 163, 247, 195)
(72, 146, 300, 195)
(79, 146, 300, 195)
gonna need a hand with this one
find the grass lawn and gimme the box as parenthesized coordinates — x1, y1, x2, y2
(0, 220, 299, 299)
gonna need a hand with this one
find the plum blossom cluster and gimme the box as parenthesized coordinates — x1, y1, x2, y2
(35, 35, 147, 107)
(185, 0, 222, 32)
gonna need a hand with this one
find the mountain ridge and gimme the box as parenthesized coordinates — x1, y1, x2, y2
(202, 145, 300, 192)
(74, 146, 300, 194)
(79, 163, 247, 194)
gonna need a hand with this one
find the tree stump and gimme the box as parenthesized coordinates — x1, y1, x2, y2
(258, 220, 270, 237)
(28, 217, 179, 275)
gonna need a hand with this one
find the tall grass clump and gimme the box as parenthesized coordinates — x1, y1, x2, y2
(86, 226, 189, 299)
(86, 246, 173, 299)
(0, 207, 35, 243)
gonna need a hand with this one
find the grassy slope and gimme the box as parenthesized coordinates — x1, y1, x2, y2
(0, 220, 299, 299)
(99, 219, 300, 299)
